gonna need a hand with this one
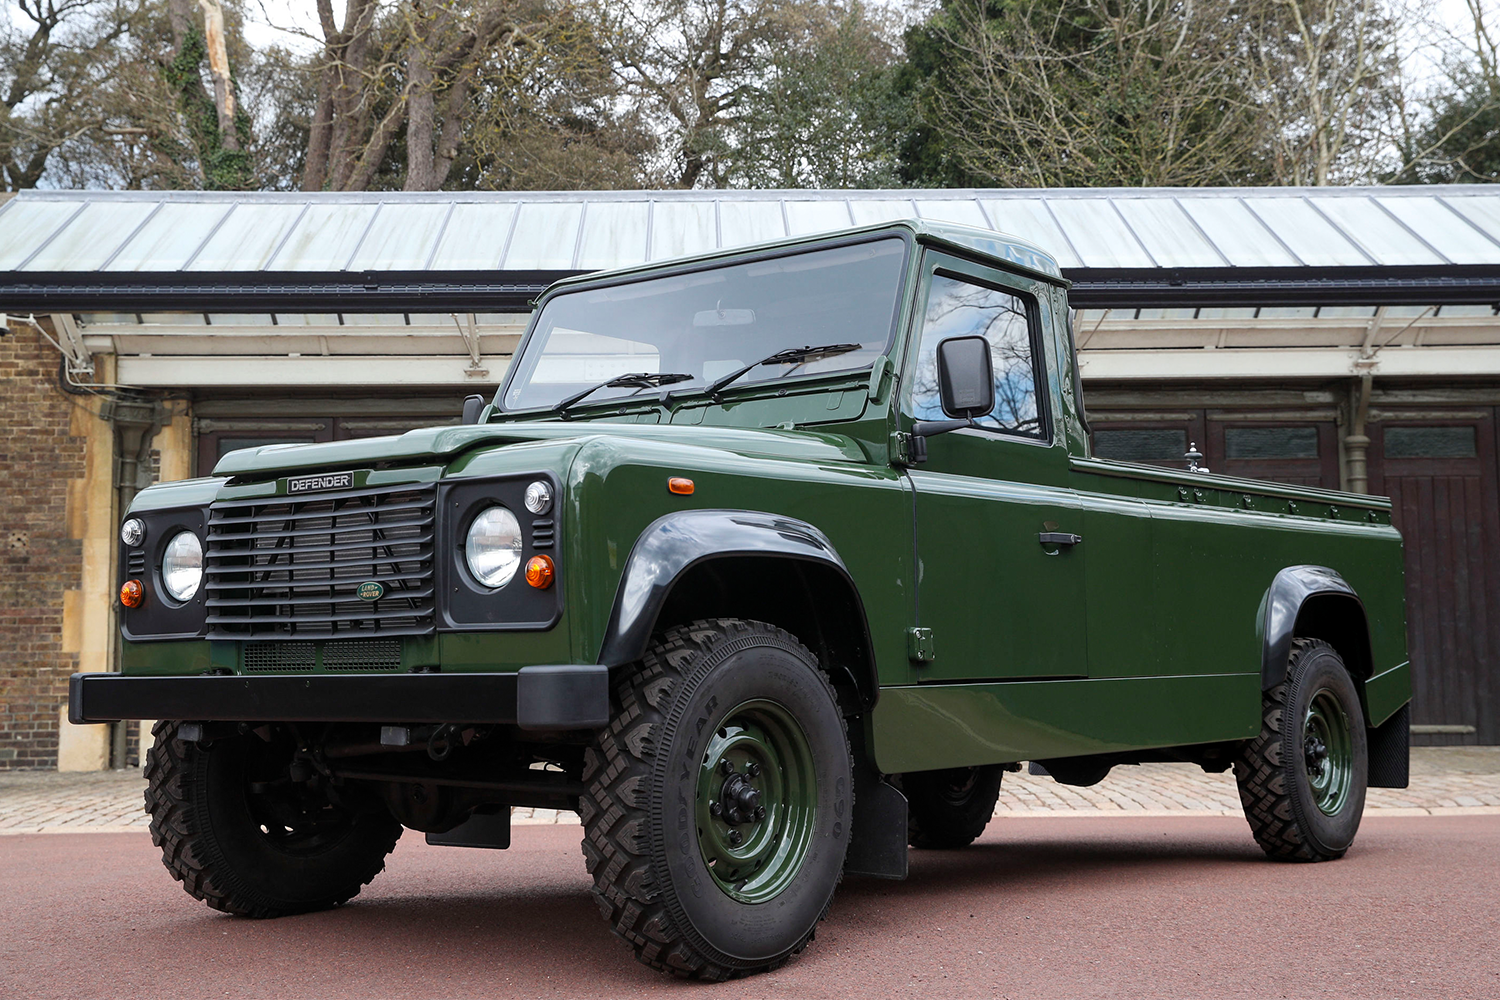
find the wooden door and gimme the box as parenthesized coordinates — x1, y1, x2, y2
(1208, 421, 1340, 488)
(1370, 413, 1500, 745)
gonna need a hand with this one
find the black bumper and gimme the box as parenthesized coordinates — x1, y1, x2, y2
(68, 665, 610, 732)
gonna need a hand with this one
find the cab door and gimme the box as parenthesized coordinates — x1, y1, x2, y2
(905, 253, 1087, 683)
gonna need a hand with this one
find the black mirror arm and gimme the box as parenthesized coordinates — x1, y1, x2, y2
(912, 417, 973, 438)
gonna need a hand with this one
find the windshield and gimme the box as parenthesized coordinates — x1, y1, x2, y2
(501, 238, 907, 412)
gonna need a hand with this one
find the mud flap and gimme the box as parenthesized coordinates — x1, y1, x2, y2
(1368, 702, 1410, 789)
(843, 763, 909, 879)
(426, 805, 512, 850)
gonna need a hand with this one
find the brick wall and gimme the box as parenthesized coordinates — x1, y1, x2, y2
(0, 321, 87, 769)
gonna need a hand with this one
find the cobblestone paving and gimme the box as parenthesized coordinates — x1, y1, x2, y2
(3, 748, 1496, 834)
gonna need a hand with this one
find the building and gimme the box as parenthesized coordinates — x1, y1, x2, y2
(3, 186, 1499, 770)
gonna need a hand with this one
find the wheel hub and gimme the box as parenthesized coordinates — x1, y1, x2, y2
(695, 699, 818, 904)
(1303, 734, 1329, 776)
(1302, 687, 1354, 817)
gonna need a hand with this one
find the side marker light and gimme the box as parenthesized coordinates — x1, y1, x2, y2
(525, 554, 555, 589)
(120, 579, 144, 609)
(668, 477, 694, 495)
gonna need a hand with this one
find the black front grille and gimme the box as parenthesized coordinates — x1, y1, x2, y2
(205, 482, 437, 640)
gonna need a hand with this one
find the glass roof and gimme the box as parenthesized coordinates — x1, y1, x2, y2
(5, 188, 1500, 276)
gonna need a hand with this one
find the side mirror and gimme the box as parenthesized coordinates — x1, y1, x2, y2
(906, 337, 996, 464)
(936, 335, 995, 418)
(462, 394, 486, 425)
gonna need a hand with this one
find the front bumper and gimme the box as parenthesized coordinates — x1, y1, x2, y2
(68, 665, 609, 732)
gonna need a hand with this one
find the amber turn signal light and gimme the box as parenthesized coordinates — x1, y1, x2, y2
(525, 554, 555, 589)
(668, 477, 694, 495)
(120, 579, 144, 609)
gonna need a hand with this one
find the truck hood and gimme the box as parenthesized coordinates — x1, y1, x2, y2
(212, 420, 871, 477)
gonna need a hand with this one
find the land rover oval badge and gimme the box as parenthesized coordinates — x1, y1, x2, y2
(356, 581, 385, 601)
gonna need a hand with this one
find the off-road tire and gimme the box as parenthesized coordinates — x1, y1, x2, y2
(580, 619, 853, 980)
(143, 720, 403, 917)
(1234, 639, 1368, 861)
(905, 765, 1004, 849)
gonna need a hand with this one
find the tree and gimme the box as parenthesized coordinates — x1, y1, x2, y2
(1, 0, 134, 190)
(590, 0, 900, 188)
(1394, 0, 1500, 183)
(1245, 0, 1403, 185)
(898, 0, 1271, 188)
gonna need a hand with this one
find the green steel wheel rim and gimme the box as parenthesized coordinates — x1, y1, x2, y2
(694, 699, 818, 904)
(1302, 687, 1355, 817)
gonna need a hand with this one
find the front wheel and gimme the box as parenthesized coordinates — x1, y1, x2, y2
(143, 721, 402, 917)
(580, 619, 853, 980)
(1235, 639, 1368, 861)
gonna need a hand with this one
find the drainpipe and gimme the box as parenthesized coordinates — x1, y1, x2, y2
(1345, 371, 1373, 495)
(101, 398, 168, 768)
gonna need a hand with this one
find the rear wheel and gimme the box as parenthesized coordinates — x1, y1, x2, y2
(904, 765, 1004, 849)
(1235, 639, 1368, 861)
(143, 721, 402, 917)
(580, 619, 852, 980)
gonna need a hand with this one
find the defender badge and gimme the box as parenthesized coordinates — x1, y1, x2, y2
(356, 581, 385, 601)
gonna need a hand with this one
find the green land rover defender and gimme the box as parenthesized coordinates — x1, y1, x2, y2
(71, 221, 1411, 980)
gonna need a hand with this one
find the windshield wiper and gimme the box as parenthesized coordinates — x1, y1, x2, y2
(705, 343, 863, 401)
(554, 372, 694, 415)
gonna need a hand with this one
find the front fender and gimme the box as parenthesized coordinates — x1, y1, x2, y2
(598, 509, 853, 667)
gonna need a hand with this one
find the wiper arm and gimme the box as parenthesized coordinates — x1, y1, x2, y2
(554, 372, 694, 415)
(705, 343, 863, 400)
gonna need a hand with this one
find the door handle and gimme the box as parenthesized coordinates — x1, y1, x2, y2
(1038, 532, 1082, 547)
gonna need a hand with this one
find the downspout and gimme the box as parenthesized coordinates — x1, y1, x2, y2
(1343, 307, 1386, 496)
(102, 398, 169, 767)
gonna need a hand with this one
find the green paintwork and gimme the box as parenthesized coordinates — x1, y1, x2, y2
(118, 219, 1410, 778)
(695, 699, 817, 904)
(1304, 687, 1355, 816)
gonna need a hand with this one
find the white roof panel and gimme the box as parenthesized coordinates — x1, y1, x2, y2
(105, 203, 234, 271)
(347, 203, 451, 270)
(1307, 196, 1444, 266)
(1240, 197, 1370, 266)
(188, 204, 307, 271)
(1112, 198, 1227, 268)
(719, 201, 786, 248)
(577, 202, 649, 269)
(1046, 199, 1154, 268)
(980, 199, 1080, 267)
(22, 200, 156, 271)
(503, 203, 583, 269)
(784, 200, 852, 236)
(650, 201, 716, 261)
(5, 188, 1500, 284)
(1176, 198, 1298, 267)
(267, 203, 380, 271)
(0, 200, 87, 269)
(429, 202, 516, 270)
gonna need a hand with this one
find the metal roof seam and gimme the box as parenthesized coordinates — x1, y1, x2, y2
(262, 203, 311, 272)
(779, 199, 791, 243)
(570, 201, 589, 269)
(423, 202, 457, 271)
(1368, 197, 1452, 265)
(342, 201, 386, 271)
(96, 201, 166, 272)
(1434, 195, 1500, 252)
(1300, 195, 1379, 266)
(180, 203, 237, 271)
(1106, 199, 1160, 268)
(643, 200, 654, 263)
(13, 201, 89, 272)
(1038, 199, 1087, 268)
(1170, 196, 1233, 268)
(1237, 197, 1307, 267)
(496, 201, 522, 269)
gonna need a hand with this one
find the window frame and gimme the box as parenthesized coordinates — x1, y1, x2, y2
(903, 257, 1053, 447)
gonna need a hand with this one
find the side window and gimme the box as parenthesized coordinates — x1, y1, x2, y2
(911, 273, 1044, 439)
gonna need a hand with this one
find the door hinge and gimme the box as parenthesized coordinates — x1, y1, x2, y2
(907, 627, 936, 664)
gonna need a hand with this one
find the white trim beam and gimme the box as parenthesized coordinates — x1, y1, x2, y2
(116, 354, 513, 387)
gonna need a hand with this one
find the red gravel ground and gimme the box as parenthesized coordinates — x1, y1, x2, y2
(2, 815, 1495, 1000)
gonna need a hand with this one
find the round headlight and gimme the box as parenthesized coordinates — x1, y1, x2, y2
(161, 531, 203, 602)
(524, 480, 553, 515)
(120, 518, 146, 547)
(465, 506, 523, 588)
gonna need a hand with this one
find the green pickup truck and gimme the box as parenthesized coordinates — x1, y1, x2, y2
(72, 221, 1411, 980)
